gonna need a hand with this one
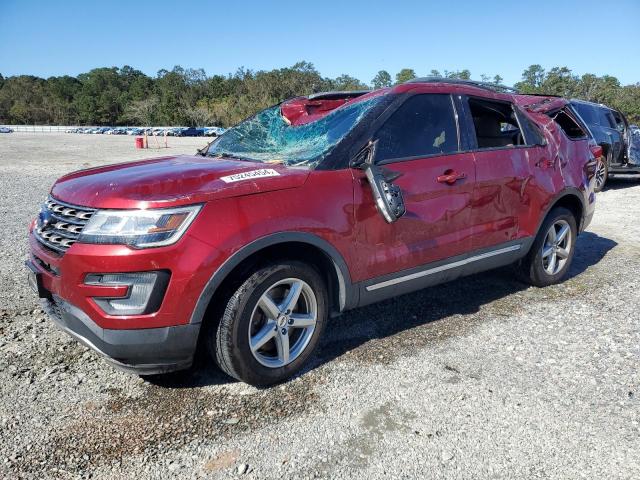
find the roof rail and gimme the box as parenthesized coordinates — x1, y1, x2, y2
(406, 77, 518, 94)
(307, 90, 371, 100)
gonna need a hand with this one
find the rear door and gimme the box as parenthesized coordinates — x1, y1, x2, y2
(459, 95, 544, 250)
(352, 92, 476, 283)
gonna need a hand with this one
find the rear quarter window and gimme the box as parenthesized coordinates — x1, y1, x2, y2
(549, 109, 587, 140)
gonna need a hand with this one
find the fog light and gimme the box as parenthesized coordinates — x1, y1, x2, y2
(85, 271, 169, 316)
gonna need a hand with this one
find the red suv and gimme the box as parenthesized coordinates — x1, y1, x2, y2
(27, 79, 598, 386)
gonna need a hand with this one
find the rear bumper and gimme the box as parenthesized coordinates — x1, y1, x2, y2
(43, 294, 200, 375)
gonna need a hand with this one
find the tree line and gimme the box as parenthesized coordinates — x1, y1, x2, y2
(1, 62, 639, 127)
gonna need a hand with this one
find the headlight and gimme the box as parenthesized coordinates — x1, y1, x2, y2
(78, 205, 201, 248)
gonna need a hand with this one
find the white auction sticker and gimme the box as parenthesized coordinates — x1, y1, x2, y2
(220, 168, 280, 183)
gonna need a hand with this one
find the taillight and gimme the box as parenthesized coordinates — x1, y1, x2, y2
(584, 143, 601, 180)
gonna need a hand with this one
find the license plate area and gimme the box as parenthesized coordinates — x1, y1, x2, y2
(26, 261, 51, 299)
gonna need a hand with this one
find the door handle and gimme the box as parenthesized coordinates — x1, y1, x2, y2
(437, 170, 467, 185)
(536, 158, 555, 169)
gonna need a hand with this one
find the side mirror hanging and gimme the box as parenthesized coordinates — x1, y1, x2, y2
(353, 140, 406, 223)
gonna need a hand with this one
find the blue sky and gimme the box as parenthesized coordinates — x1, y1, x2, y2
(1, 0, 639, 86)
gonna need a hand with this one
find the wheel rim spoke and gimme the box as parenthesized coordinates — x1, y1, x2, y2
(281, 280, 303, 313)
(547, 252, 557, 274)
(258, 294, 280, 320)
(546, 225, 557, 243)
(556, 224, 570, 243)
(556, 247, 569, 260)
(275, 330, 290, 363)
(542, 245, 554, 259)
(250, 321, 277, 352)
(289, 313, 316, 328)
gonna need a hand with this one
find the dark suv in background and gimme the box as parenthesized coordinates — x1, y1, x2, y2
(570, 99, 640, 191)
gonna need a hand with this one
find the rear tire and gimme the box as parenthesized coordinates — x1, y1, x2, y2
(594, 154, 608, 192)
(517, 207, 577, 287)
(209, 261, 328, 386)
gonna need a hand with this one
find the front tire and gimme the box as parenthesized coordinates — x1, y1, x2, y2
(210, 261, 328, 386)
(517, 207, 577, 287)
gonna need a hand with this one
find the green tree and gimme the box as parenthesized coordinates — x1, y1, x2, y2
(330, 74, 368, 91)
(1, 62, 640, 127)
(515, 64, 546, 92)
(395, 68, 417, 84)
(540, 67, 579, 98)
(371, 70, 392, 89)
(444, 69, 471, 80)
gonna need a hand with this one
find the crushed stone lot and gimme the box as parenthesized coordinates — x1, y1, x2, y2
(0, 132, 639, 479)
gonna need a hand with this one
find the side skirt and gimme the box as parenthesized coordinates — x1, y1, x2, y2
(357, 238, 533, 307)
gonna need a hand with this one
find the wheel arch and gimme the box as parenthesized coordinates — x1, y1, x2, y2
(189, 232, 357, 326)
(538, 189, 586, 235)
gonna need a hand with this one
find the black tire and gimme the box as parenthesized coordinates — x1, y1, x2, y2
(594, 153, 609, 192)
(517, 207, 577, 287)
(210, 261, 328, 386)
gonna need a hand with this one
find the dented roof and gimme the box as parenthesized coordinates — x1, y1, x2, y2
(280, 79, 565, 126)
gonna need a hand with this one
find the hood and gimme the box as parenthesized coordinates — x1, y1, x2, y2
(50, 155, 310, 209)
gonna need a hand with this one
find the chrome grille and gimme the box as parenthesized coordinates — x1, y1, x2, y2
(34, 197, 96, 254)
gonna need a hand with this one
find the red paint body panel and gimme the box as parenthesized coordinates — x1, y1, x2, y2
(469, 148, 531, 249)
(51, 155, 310, 209)
(352, 153, 476, 281)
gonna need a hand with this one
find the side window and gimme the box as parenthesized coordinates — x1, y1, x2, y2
(596, 108, 615, 129)
(467, 97, 525, 149)
(374, 94, 458, 162)
(611, 111, 626, 133)
(549, 108, 587, 140)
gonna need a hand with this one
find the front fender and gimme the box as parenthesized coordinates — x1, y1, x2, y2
(188, 231, 357, 325)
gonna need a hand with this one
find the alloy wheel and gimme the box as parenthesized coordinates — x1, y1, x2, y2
(595, 158, 607, 190)
(248, 278, 317, 368)
(541, 219, 572, 276)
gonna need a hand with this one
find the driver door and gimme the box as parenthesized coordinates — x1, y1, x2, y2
(352, 93, 476, 296)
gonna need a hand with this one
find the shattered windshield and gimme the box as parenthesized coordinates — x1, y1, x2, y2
(206, 97, 381, 167)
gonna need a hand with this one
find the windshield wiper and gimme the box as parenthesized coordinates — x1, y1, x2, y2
(206, 152, 262, 163)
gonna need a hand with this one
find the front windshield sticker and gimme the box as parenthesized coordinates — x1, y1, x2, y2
(220, 168, 281, 183)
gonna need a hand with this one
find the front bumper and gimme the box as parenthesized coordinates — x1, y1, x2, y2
(42, 294, 200, 375)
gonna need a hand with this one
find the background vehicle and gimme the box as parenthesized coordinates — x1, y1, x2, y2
(28, 79, 597, 386)
(177, 127, 204, 137)
(204, 127, 226, 137)
(570, 99, 640, 191)
(0, 127, 13, 133)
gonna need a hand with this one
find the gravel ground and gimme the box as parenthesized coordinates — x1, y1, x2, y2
(1, 133, 639, 479)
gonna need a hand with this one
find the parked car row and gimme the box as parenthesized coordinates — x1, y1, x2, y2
(65, 126, 226, 137)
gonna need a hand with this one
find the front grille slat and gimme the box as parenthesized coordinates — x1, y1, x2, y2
(34, 196, 96, 255)
(48, 212, 86, 226)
